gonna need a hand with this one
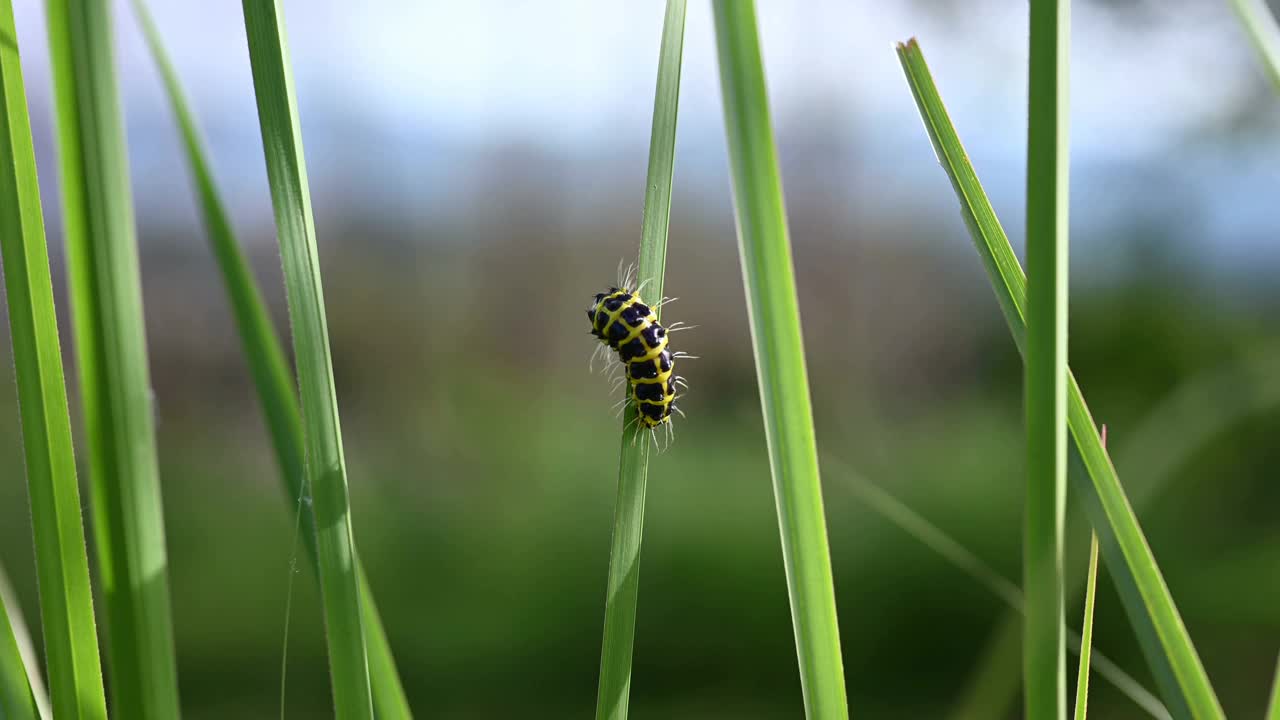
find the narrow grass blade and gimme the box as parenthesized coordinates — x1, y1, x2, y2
(0, 565, 51, 719)
(896, 38, 1224, 720)
(1024, 2, 1071, 717)
(826, 457, 1169, 719)
(240, 2, 372, 716)
(130, 3, 410, 715)
(0, 576, 38, 720)
(1266, 652, 1280, 720)
(713, 3, 848, 717)
(955, 351, 1280, 720)
(1073, 534, 1100, 720)
(1228, 0, 1280, 91)
(44, 1, 180, 716)
(0, 3, 107, 718)
(594, 2, 686, 718)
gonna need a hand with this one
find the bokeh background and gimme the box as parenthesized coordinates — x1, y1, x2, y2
(1, 0, 1278, 717)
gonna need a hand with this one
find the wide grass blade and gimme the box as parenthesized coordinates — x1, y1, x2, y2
(0, 564, 38, 720)
(0, 2, 108, 718)
(1228, 0, 1280, 91)
(896, 38, 1224, 720)
(130, 2, 410, 716)
(240, 1, 373, 716)
(594, 1, 686, 718)
(44, 1, 180, 716)
(713, 2, 848, 716)
(1073, 534, 1100, 720)
(1024, 2, 1071, 717)
(826, 457, 1169, 719)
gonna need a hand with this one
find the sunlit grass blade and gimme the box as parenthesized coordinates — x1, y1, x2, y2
(130, 2, 410, 715)
(1024, 2, 1071, 717)
(1266, 652, 1280, 720)
(240, 1, 372, 716)
(1228, 0, 1280, 91)
(826, 457, 1169, 719)
(44, 1, 180, 716)
(0, 3, 108, 718)
(594, 1, 686, 718)
(0, 564, 39, 720)
(1073, 534, 1100, 720)
(0, 565, 51, 720)
(713, 3, 848, 717)
(955, 350, 1280, 719)
(896, 38, 1224, 720)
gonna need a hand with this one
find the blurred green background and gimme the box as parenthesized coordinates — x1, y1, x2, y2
(1, 0, 1278, 717)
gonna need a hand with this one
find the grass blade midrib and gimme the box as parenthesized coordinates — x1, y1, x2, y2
(896, 38, 1224, 720)
(240, 1, 373, 716)
(0, 2, 108, 717)
(713, 2, 848, 716)
(594, 1, 687, 718)
(130, 2, 411, 716)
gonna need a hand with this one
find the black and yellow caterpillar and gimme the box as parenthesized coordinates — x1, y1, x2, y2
(586, 285, 681, 429)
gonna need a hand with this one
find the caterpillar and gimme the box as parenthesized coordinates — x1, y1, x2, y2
(586, 265, 691, 444)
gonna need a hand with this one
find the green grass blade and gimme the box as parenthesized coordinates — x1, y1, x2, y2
(1228, 0, 1280, 91)
(240, 2, 372, 716)
(955, 351, 1280, 720)
(713, 3, 848, 717)
(0, 564, 51, 720)
(826, 457, 1169, 719)
(1024, 2, 1071, 717)
(896, 37, 1225, 720)
(0, 3, 107, 718)
(129, 3, 410, 716)
(0, 573, 38, 720)
(1266, 652, 1280, 720)
(44, 1, 181, 716)
(594, 1, 686, 717)
(1073, 534, 1100, 720)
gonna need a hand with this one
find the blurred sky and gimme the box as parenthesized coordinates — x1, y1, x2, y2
(9, 0, 1279, 275)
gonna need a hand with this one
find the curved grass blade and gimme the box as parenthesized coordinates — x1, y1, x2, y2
(594, 1, 686, 718)
(44, 1, 180, 715)
(0, 3, 107, 718)
(896, 37, 1224, 720)
(1228, 0, 1280, 91)
(1073, 534, 1100, 720)
(130, 2, 410, 715)
(826, 457, 1169, 719)
(240, 1, 372, 716)
(0, 563, 39, 720)
(1024, 2, 1072, 716)
(713, 3, 848, 716)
